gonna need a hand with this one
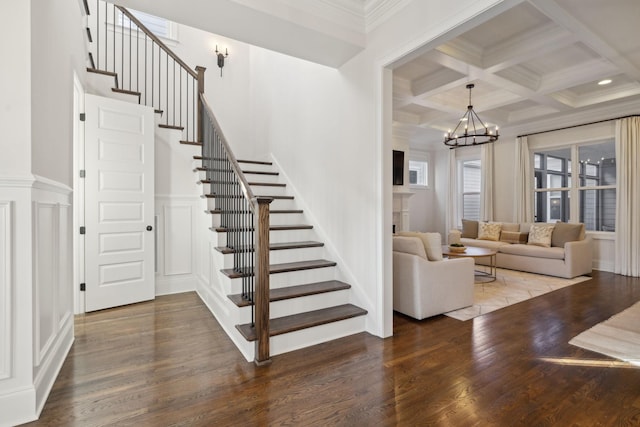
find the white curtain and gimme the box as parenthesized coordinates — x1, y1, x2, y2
(514, 136, 534, 223)
(614, 117, 640, 276)
(446, 149, 458, 233)
(480, 143, 494, 221)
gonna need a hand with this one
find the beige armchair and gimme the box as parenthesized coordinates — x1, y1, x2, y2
(393, 235, 474, 320)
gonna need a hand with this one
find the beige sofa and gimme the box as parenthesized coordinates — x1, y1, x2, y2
(393, 235, 474, 319)
(454, 220, 593, 279)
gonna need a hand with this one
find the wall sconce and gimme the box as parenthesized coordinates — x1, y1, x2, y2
(215, 45, 229, 77)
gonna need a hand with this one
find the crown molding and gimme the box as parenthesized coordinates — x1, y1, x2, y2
(364, 0, 413, 33)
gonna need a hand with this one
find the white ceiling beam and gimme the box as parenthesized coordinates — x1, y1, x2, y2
(411, 68, 466, 97)
(483, 23, 576, 72)
(537, 58, 618, 94)
(572, 83, 640, 108)
(532, 0, 640, 81)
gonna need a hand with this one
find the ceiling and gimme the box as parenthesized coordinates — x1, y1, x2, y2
(393, 0, 640, 151)
(112, 0, 410, 67)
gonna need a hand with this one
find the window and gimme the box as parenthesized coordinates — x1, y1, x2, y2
(534, 140, 616, 231)
(461, 159, 481, 221)
(409, 160, 428, 188)
(118, 9, 177, 41)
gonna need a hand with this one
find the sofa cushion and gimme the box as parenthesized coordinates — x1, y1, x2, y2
(460, 237, 509, 251)
(393, 236, 427, 259)
(501, 222, 520, 233)
(461, 219, 478, 239)
(478, 222, 502, 241)
(500, 231, 529, 244)
(398, 231, 443, 261)
(551, 222, 584, 248)
(527, 223, 556, 247)
(520, 223, 533, 233)
(499, 243, 565, 260)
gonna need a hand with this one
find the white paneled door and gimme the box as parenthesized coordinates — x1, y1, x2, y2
(84, 94, 155, 311)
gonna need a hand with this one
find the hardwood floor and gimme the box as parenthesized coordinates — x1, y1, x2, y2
(26, 271, 640, 426)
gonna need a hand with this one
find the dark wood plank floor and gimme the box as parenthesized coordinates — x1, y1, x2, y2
(25, 271, 640, 426)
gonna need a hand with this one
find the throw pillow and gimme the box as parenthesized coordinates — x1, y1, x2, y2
(527, 223, 556, 247)
(500, 231, 529, 244)
(551, 222, 584, 248)
(461, 219, 478, 239)
(478, 222, 502, 241)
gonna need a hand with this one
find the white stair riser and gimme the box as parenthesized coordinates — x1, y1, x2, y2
(235, 289, 351, 324)
(211, 229, 317, 247)
(268, 267, 337, 289)
(270, 317, 366, 358)
(206, 197, 297, 212)
(215, 246, 326, 269)
(209, 213, 305, 228)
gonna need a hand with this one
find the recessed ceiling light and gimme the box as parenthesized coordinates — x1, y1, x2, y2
(598, 79, 612, 85)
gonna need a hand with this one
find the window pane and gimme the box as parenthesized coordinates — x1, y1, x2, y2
(463, 194, 480, 220)
(579, 140, 616, 185)
(547, 156, 563, 172)
(579, 189, 616, 231)
(534, 153, 542, 169)
(463, 160, 480, 192)
(535, 190, 569, 223)
(120, 10, 170, 38)
(547, 174, 563, 189)
(409, 160, 428, 186)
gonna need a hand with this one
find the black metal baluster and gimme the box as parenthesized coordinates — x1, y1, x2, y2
(128, 18, 132, 90)
(96, 0, 99, 68)
(136, 25, 139, 93)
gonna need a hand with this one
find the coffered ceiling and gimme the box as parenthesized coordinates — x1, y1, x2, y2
(393, 0, 640, 150)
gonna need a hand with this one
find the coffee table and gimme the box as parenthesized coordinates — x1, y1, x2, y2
(442, 245, 497, 282)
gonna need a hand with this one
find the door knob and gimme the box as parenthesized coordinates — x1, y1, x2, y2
(146, 225, 153, 231)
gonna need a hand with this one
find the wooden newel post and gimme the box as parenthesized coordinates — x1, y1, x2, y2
(195, 66, 206, 143)
(254, 197, 273, 366)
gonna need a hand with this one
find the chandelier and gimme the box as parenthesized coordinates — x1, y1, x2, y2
(444, 83, 499, 148)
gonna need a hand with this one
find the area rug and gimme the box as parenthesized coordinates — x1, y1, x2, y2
(445, 268, 590, 321)
(569, 301, 640, 366)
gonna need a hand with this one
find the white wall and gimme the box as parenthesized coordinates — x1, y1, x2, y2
(0, 0, 31, 176)
(31, 0, 88, 187)
(408, 149, 437, 232)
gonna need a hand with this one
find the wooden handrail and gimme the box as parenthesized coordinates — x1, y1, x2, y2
(115, 5, 198, 78)
(200, 93, 256, 209)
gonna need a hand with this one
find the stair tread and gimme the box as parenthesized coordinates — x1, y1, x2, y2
(159, 124, 185, 130)
(200, 179, 285, 188)
(202, 194, 293, 200)
(221, 259, 336, 278)
(195, 166, 279, 176)
(213, 224, 313, 233)
(215, 240, 324, 254)
(181, 140, 202, 146)
(236, 304, 367, 341)
(87, 67, 117, 77)
(193, 156, 272, 165)
(112, 87, 141, 97)
(228, 280, 351, 307)
(207, 209, 303, 214)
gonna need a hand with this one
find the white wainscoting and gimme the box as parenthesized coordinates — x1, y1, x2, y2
(155, 195, 200, 295)
(0, 175, 74, 426)
(31, 177, 74, 417)
(0, 201, 12, 381)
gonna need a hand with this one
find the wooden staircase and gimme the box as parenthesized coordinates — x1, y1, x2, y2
(195, 157, 367, 355)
